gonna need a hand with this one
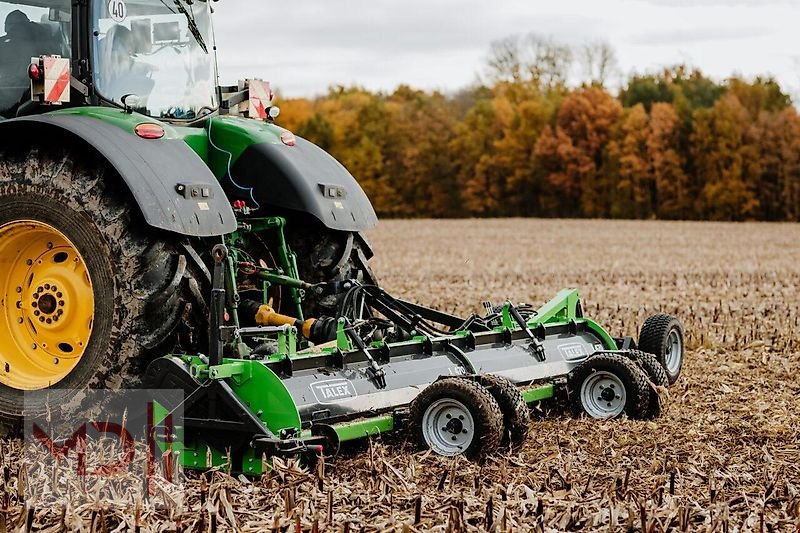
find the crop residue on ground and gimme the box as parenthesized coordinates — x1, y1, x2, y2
(6, 219, 800, 531)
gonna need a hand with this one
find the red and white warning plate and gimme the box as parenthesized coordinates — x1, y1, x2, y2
(247, 79, 273, 119)
(40, 56, 71, 104)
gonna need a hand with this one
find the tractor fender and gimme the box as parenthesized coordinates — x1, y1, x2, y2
(228, 137, 378, 232)
(0, 115, 236, 237)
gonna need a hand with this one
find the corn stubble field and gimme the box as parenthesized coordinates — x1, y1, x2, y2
(3, 219, 800, 532)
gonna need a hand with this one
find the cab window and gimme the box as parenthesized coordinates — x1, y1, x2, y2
(0, 1, 71, 118)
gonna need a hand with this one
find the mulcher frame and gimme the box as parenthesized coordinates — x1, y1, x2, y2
(151, 238, 628, 474)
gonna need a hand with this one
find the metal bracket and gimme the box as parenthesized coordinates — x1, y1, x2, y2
(209, 244, 228, 367)
(505, 301, 546, 362)
(343, 319, 386, 389)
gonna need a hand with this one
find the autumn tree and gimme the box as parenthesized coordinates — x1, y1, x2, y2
(276, 40, 800, 222)
(578, 40, 619, 88)
(535, 86, 621, 217)
(690, 94, 760, 220)
(648, 103, 689, 219)
(381, 86, 458, 217)
(607, 104, 652, 218)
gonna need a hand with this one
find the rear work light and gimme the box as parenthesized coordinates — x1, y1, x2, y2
(280, 131, 296, 147)
(135, 123, 165, 140)
(28, 62, 41, 80)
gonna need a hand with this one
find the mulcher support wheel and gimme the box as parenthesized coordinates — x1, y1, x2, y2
(409, 377, 503, 459)
(478, 374, 530, 445)
(568, 353, 650, 420)
(622, 350, 668, 419)
(638, 313, 684, 384)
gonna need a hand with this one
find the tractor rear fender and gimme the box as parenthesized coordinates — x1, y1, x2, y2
(227, 137, 378, 232)
(0, 115, 236, 237)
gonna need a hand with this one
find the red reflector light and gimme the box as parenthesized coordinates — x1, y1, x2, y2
(135, 123, 165, 140)
(28, 63, 41, 80)
(280, 131, 296, 147)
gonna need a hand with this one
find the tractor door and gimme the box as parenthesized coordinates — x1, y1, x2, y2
(0, 0, 72, 118)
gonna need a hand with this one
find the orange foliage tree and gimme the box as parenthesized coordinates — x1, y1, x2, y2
(275, 44, 799, 222)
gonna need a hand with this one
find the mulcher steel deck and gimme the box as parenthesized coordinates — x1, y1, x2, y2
(145, 245, 685, 474)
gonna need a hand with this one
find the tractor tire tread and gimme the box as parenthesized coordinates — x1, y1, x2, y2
(0, 143, 204, 428)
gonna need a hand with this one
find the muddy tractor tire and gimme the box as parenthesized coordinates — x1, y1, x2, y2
(0, 145, 202, 429)
(287, 224, 376, 317)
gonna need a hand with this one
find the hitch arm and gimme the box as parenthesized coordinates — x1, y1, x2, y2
(505, 301, 546, 362)
(342, 319, 386, 389)
(209, 245, 228, 366)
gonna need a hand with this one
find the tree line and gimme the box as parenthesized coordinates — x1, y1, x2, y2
(277, 35, 800, 221)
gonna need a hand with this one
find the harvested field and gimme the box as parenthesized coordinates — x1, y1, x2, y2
(5, 219, 800, 531)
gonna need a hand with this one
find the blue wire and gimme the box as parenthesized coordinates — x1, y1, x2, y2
(207, 118, 261, 210)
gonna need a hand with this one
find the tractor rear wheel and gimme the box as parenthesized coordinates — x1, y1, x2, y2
(410, 377, 503, 459)
(286, 224, 376, 317)
(0, 145, 201, 428)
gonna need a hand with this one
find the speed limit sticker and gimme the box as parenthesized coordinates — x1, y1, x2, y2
(108, 0, 127, 22)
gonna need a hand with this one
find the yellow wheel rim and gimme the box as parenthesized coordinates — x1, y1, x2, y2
(0, 221, 94, 390)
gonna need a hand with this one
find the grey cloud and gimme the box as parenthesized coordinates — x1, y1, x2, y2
(212, 0, 603, 95)
(629, 26, 769, 45)
(635, 0, 794, 6)
(209, 0, 797, 97)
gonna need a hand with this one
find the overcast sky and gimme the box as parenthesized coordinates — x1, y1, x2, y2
(212, 0, 800, 99)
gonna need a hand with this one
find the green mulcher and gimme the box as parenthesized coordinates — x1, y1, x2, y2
(143, 244, 685, 473)
(0, 0, 684, 468)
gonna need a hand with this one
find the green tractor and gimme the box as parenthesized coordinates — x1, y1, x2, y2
(0, 0, 685, 464)
(0, 0, 376, 420)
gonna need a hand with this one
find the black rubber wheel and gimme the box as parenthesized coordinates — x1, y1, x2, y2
(409, 377, 503, 459)
(638, 313, 684, 385)
(568, 353, 650, 419)
(478, 374, 529, 445)
(622, 350, 668, 419)
(0, 144, 203, 429)
(286, 223, 376, 317)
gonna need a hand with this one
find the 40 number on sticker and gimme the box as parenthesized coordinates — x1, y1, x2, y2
(108, 0, 127, 22)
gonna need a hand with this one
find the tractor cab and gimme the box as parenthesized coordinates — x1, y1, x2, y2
(0, 0, 217, 120)
(91, 0, 217, 119)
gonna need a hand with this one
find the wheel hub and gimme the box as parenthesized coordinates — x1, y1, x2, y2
(580, 371, 627, 419)
(665, 329, 682, 374)
(0, 221, 94, 390)
(421, 398, 475, 456)
(444, 417, 464, 435)
(600, 387, 616, 402)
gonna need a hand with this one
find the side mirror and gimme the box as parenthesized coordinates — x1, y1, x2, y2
(48, 8, 71, 23)
(121, 94, 140, 113)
